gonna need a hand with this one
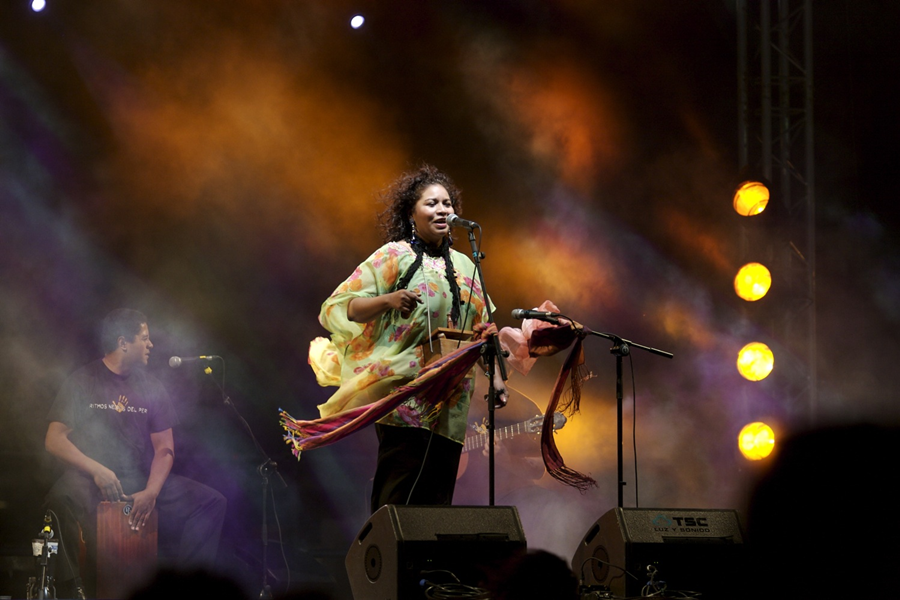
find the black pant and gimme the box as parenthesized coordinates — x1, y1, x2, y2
(370, 424, 463, 514)
(44, 469, 226, 590)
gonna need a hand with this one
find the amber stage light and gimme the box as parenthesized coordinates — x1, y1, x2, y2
(734, 262, 772, 301)
(738, 421, 775, 460)
(736, 342, 774, 381)
(732, 180, 769, 216)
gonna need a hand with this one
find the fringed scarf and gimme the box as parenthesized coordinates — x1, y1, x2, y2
(280, 328, 493, 457)
(529, 324, 597, 491)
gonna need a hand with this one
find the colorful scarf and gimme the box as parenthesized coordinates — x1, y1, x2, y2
(280, 336, 487, 458)
(529, 324, 597, 490)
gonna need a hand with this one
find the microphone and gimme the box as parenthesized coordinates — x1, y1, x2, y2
(40, 511, 53, 539)
(446, 214, 480, 230)
(511, 308, 560, 325)
(168, 355, 218, 368)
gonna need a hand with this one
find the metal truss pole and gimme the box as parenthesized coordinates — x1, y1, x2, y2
(737, 0, 817, 423)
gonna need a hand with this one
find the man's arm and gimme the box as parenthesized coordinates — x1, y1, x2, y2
(45, 421, 126, 501)
(124, 428, 174, 530)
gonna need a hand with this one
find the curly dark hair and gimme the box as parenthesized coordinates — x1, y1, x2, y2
(377, 164, 463, 243)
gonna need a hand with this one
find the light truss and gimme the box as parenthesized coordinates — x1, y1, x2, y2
(737, 0, 817, 422)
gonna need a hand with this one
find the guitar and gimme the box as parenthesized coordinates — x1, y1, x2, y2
(456, 412, 567, 480)
(462, 412, 568, 453)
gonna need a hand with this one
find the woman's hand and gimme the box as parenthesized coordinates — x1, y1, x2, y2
(386, 290, 423, 320)
(348, 290, 422, 322)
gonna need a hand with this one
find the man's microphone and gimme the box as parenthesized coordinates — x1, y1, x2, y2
(168, 355, 219, 368)
(511, 308, 561, 325)
(447, 214, 480, 230)
(40, 511, 53, 540)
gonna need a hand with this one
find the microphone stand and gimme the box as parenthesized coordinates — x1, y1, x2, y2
(36, 514, 54, 600)
(581, 329, 672, 508)
(460, 227, 508, 507)
(204, 361, 287, 599)
(257, 459, 276, 600)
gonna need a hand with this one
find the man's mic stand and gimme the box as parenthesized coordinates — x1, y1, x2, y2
(205, 363, 287, 599)
(584, 329, 672, 507)
(257, 459, 277, 600)
(461, 226, 508, 506)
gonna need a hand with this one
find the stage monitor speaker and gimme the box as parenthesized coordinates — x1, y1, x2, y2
(572, 507, 746, 600)
(346, 505, 526, 600)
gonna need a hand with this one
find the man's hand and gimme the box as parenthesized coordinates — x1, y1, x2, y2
(492, 371, 509, 408)
(482, 436, 507, 458)
(125, 428, 174, 530)
(123, 489, 157, 530)
(92, 466, 126, 502)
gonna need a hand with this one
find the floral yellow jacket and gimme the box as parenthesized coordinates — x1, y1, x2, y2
(309, 241, 491, 443)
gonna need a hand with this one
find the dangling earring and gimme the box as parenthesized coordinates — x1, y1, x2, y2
(410, 219, 418, 241)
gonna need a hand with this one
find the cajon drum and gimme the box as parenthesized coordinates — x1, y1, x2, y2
(96, 501, 158, 599)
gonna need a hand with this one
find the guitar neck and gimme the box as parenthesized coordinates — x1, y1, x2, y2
(462, 420, 534, 453)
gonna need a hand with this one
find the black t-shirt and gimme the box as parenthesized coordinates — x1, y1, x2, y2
(47, 360, 179, 478)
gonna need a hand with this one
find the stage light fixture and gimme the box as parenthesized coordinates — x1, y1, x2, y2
(31, 0, 46, 12)
(733, 180, 769, 216)
(738, 422, 775, 460)
(736, 342, 774, 381)
(350, 14, 365, 29)
(734, 262, 772, 301)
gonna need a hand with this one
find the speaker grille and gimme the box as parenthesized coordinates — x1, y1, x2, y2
(364, 544, 382, 582)
(588, 545, 609, 583)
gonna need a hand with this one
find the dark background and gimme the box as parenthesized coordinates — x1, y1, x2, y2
(1, 0, 898, 596)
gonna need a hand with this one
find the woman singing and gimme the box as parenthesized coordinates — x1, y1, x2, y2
(310, 164, 507, 513)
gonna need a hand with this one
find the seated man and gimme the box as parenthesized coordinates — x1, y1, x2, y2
(44, 309, 226, 597)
